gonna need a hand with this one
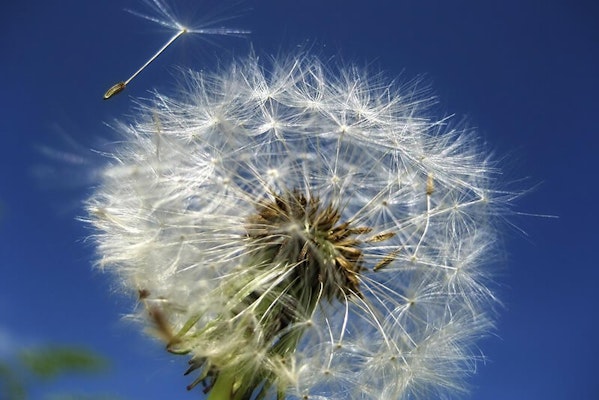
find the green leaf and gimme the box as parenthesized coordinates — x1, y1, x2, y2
(0, 361, 27, 400)
(19, 346, 109, 380)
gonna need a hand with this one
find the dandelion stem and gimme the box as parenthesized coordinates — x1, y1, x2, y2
(413, 173, 434, 257)
(124, 28, 187, 85)
(103, 28, 186, 99)
(206, 372, 236, 400)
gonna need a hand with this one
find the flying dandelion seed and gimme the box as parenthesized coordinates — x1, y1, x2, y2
(103, 0, 249, 100)
(87, 51, 515, 399)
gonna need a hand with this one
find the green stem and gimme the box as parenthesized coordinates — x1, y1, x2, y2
(206, 372, 237, 400)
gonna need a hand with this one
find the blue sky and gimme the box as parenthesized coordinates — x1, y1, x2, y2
(1, 0, 598, 399)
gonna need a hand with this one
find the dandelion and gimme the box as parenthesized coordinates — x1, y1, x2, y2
(86, 54, 509, 399)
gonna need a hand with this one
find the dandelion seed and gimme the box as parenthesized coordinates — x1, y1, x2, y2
(373, 249, 401, 271)
(103, 0, 249, 100)
(426, 172, 435, 196)
(103, 82, 127, 100)
(103, 28, 186, 100)
(88, 54, 511, 399)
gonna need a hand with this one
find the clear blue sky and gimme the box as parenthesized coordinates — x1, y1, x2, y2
(1, 0, 598, 398)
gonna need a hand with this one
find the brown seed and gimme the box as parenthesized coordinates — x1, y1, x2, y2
(366, 231, 396, 243)
(103, 81, 127, 100)
(426, 173, 434, 196)
(374, 249, 401, 271)
(148, 306, 176, 343)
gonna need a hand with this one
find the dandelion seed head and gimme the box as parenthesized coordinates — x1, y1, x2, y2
(88, 53, 509, 398)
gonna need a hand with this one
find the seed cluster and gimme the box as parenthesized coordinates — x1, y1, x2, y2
(246, 189, 371, 302)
